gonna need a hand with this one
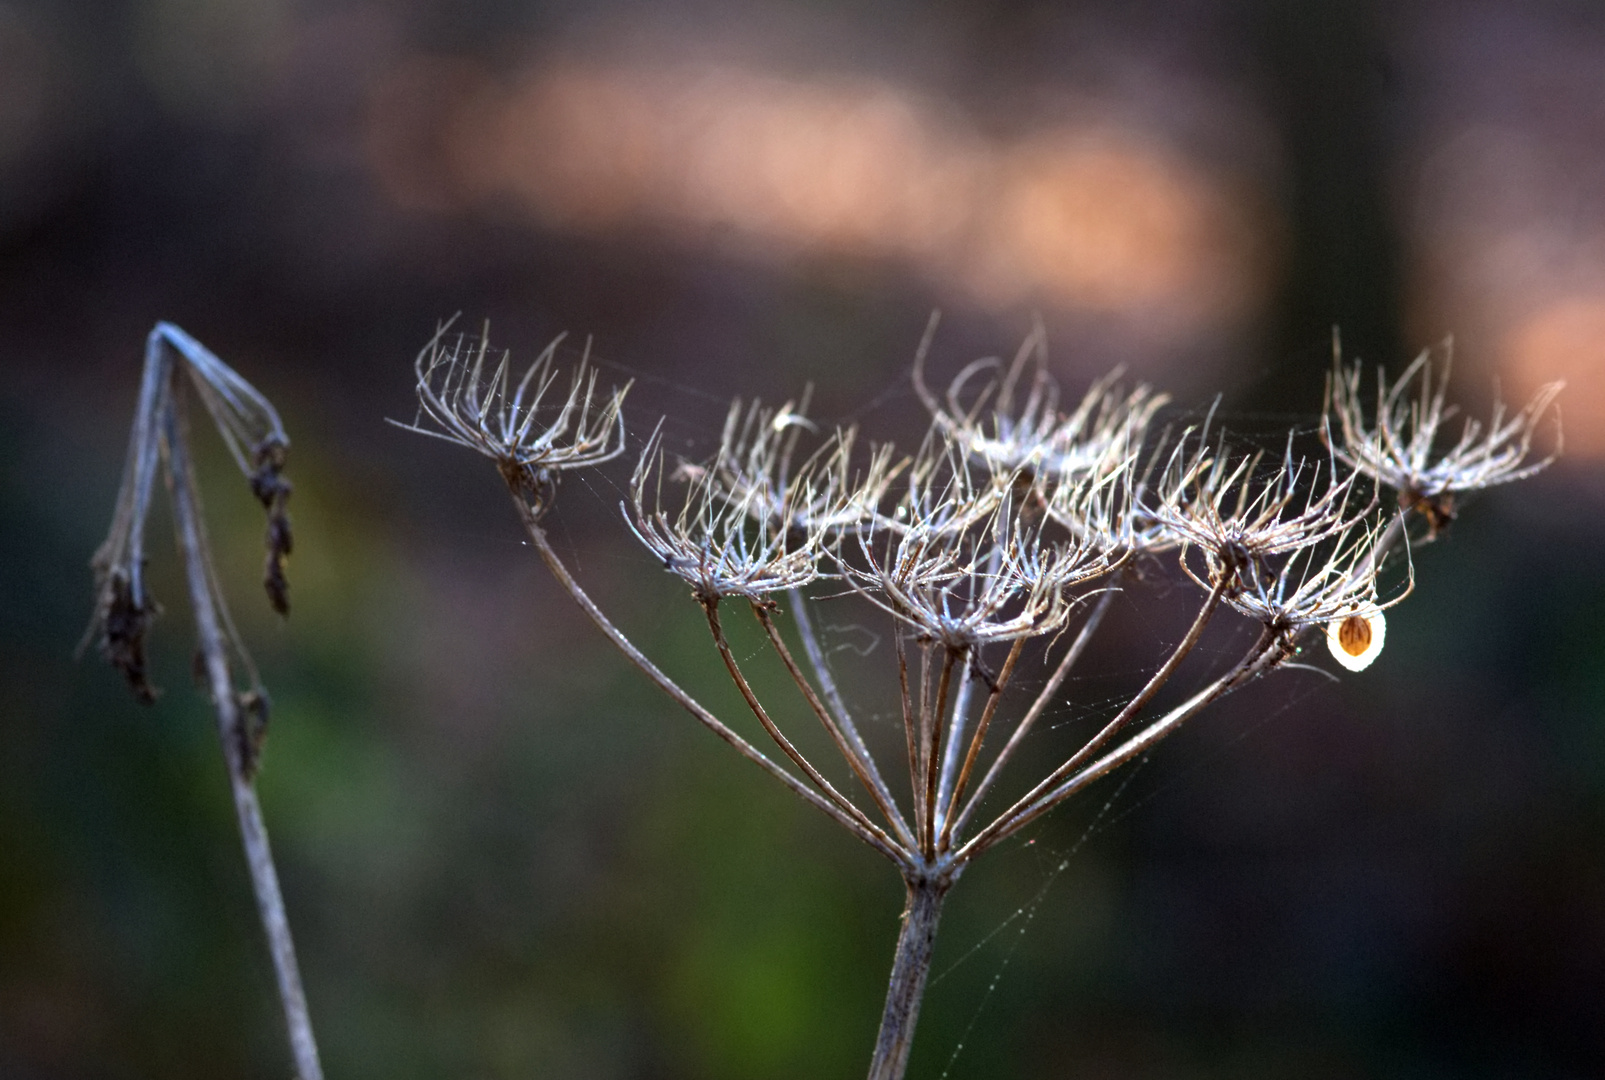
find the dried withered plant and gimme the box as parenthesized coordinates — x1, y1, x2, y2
(84, 324, 322, 1080)
(406, 318, 1561, 1080)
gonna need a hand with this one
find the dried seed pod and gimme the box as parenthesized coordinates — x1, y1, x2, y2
(236, 689, 272, 780)
(103, 570, 161, 703)
(252, 438, 294, 615)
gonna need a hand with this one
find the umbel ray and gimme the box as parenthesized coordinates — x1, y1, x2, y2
(399, 317, 1560, 1080)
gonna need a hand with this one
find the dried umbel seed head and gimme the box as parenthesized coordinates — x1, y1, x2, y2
(400, 317, 1568, 1080)
(707, 399, 902, 537)
(845, 483, 1123, 650)
(628, 423, 837, 603)
(1214, 511, 1407, 635)
(397, 322, 631, 518)
(914, 320, 1166, 491)
(1154, 432, 1371, 597)
(1327, 605, 1386, 671)
(1324, 341, 1562, 533)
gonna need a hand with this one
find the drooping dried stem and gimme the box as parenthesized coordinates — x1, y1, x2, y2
(162, 390, 323, 1080)
(83, 336, 173, 701)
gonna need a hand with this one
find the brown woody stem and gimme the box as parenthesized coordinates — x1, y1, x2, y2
(922, 648, 958, 857)
(895, 628, 922, 844)
(865, 876, 948, 1080)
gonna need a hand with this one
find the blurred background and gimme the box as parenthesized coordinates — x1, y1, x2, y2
(3, 0, 1604, 1076)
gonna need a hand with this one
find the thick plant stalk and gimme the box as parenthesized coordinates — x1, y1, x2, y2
(867, 877, 948, 1080)
(164, 402, 324, 1080)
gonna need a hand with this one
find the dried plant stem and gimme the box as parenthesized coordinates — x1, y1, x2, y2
(785, 588, 879, 772)
(703, 603, 900, 851)
(961, 577, 1228, 859)
(947, 585, 1116, 839)
(866, 877, 949, 1080)
(934, 660, 976, 816)
(967, 628, 1283, 853)
(755, 605, 915, 847)
(123, 339, 174, 608)
(1356, 510, 1412, 584)
(163, 402, 323, 1080)
(402, 320, 1560, 1080)
(939, 636, 1025, 850)
(519, 513, 907, 866)
(911, 639, 936, 845)
(935, 545, 1001, 813)
(922, 648, 959, 857)
(895, 628, 922, 843)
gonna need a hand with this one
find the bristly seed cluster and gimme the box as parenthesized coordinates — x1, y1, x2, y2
(394, 319, 630, 518)
(1325, 338, 1563, 535)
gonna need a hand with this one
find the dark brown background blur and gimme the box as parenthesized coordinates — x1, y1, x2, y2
(4, 1, 1605, 1077)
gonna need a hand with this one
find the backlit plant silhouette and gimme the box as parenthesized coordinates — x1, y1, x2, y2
(404, 321, 1560, 1080)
